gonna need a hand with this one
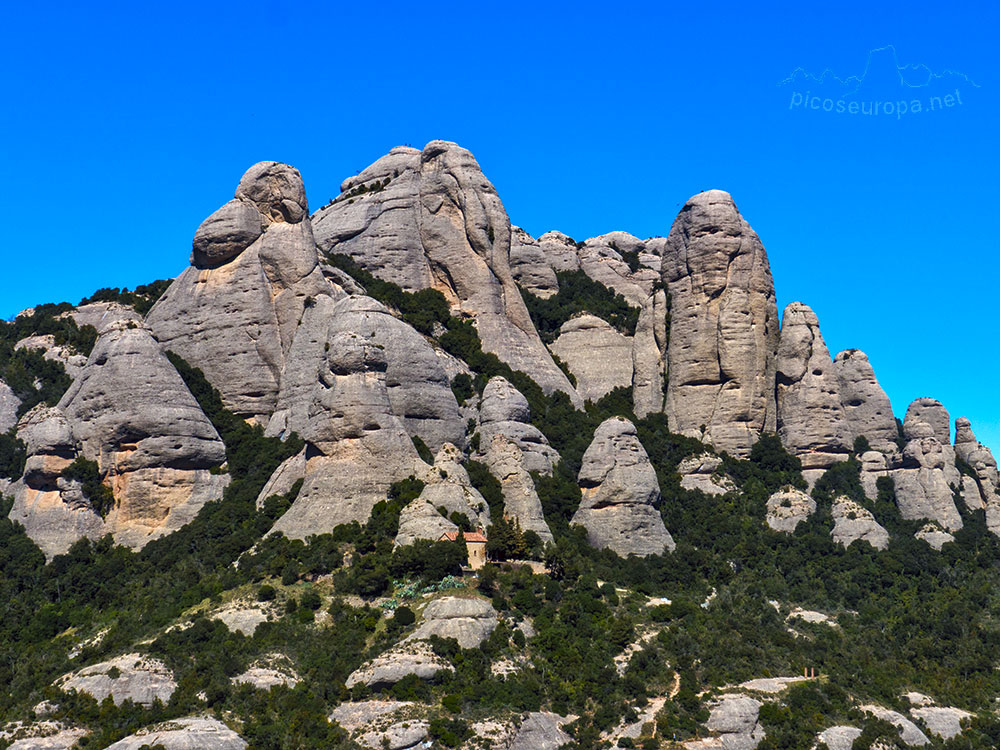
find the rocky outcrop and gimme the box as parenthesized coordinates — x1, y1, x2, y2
(631, 290, 668, 418)
(65, 301, 136, 332)
(105, 717, 246, 750)
(311, 141, 579, 404)
(358, 721, 429, 750)
(549, 315, 633, 402)
(0, 380, 21, 435)
(213, 605, 271, 636)
(765, 487, 815, 532)
(954, 417, 1000, 526)
(509, 712, 575, 750)
(58, 653, 176, 707)
(678, 453, 736, 496)
(477, 377, 558, 475)
(345, 642, 454, 689)
(910, 707, 972, 740)
(831, 496, 889, 550)
(14, 335, 88, 380)
(817, 726, 862, 750)
(415, 443, 490, 529)
(231, 656, 299, 690)
(577, 232, 654, 306)
(859, 706, 929, 746)
(9, 321, 229, 558)
(395, 500, 459, 547)
(904, 398, 951, 445)
(3, 724, 88, 750)
(266, 295, 464, 453)
(147, 161, 333, 420)
(893, 405, 963, 532)
(832, 349, 898, 455)
(266, 301, 422, 540)
(510, 226, 559, 298)
(482, 435, 554, 543)
(405, 596, 498, 648)
(662, 190, 779, 456)
(776, 303, 853, 470)
(571, 418, 675, 556)
(684, 694, 764, 749)
(915, 524, 954, 550)
(859, 451, 890, 501)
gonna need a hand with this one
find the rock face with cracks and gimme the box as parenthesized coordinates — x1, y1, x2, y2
(310, 140, 579, 404)
(549, 315, 633, 402)
(147, 161, 333, 420)
(661, 190, 779, 456)
(571, 417, 674, 556)
(832, 349, 898, 454)
(775, 303, 853, 470)
(104, 717, 247, 750)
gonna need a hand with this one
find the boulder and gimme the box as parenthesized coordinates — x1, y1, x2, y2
(65, 301, 140, 332)
(910, 707, 972, 740)
(549, 315, 633, 402)
(679, 453, 736, 496)
(477, 376, 558, 475)
(662, 190, 779, 456)
(345, 642, 454, 689)
(231, 657, 299, 690)
(413, 443, 490, 529)
(893, 407, 963, 532)
(104, 717, 246, 750)
(213, 605, 271, 636)
(571, 417, 675, 556)
(775, 303, 853, 469)
(833, 349, 898, 454)
(830, 496, 889, 550)
(860, 705, 929, 746)
(577, 232, 652, 306)
(58, 653, 176, 707)
(765, 487, 816, 532)
(859, 450, 890, 500)
(510, 226, 559, 298)
(328, 701, 416, 732)
(311, 141, 580, 404)
(358, 721, 428, 750)
(684, 694, 765, 750)
(405, 596, 498, 648)
(147, 161, 334, 420)
(482, 435, 554, 543)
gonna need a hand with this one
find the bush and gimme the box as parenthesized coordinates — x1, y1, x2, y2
(393, 606, 415, 626)
(61, 457, 116, 517)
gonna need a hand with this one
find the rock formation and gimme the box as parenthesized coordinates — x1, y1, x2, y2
(310, 141, 579, 404)
(576, 232, 654, 306)
(954, 417, 1000, 526)
(510, 227, 559, 298)
(266, 295, 464, 453)
(910, 707, 973, 740)
(9, 320, 228, 558)
(265, 302, 423, 540)
(415, 444, 490, 528)
(775, 303, 853, 470)
(684, 694, 765, 749)
(817, 726, 862, 750)
(765, 487, 816, 533)
(58, 653, 176, 707)
(678, 453, 736, 496)
(892, 403, 963, 532)
(549, 315, 633, 402)
(345, 642, 454, 690)
(662, 190, 779, 455)
(482, 435, 554, 544)
(509, 712, 575, 750)
(104, 717, 247, 750)
(477, 376, 558, 475)
(571, 417, 674, 556)
(859, 706, 929, 746)
(0, 380, 19, 433)
(631, 289, 668, 418)
(147, 161, 333, 421)
(832, 349, 898, 454)
(830, 496, 889, 550)
(14, 335, 88, 380)
(405, 596, 498, 648)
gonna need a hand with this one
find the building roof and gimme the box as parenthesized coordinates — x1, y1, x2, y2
(440, 531, 487, 543)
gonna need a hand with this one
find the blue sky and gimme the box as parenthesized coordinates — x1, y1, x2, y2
(2, 1, 998, 447)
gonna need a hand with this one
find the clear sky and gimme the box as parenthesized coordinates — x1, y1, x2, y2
(2, 1, 997, 447)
